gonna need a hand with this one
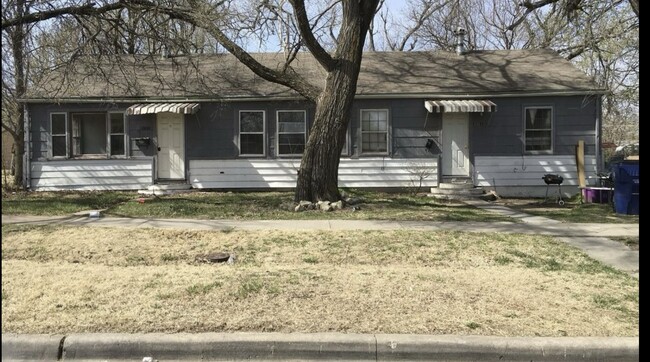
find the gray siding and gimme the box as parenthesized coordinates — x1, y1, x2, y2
(27, 95, 597, 163)
(129, 114, 156, 157)
(185, 100, 316, 159)
(350, 99, 441, 158)
(470, 95, 598, 157)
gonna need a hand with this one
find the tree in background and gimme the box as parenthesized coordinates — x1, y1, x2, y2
(2, 0, 637, 193)
(2, 0, 382, 202)
(371, 0, 638, 155)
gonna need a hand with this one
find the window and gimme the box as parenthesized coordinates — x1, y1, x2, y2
(72, 113, 107, 155)
(109, 113, 126, 156)
(361, 109, 389, 154)
(277, 110, 306, 156)
(50, 111, 126, 158)
(524, 107, 552, 152)
(50, 113, 68, 158)
(239, 110, 265, 156)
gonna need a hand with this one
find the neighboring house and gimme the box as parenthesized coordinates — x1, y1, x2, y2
(20, 47, 605, 197)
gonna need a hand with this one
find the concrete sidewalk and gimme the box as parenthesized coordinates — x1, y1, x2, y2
(2, 211, 639, 276)
(1, 214, 639, 237)
(2, 333, 639, 361)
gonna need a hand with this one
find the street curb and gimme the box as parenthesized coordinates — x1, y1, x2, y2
(1, 333, 638, 361)
(2, 334, 65, 361)
(62, 333, 376, 361)
(375, 334, 639, 361)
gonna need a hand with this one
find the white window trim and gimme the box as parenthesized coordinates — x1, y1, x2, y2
(239, 110, 266, 157)
(276, 110, 307, 157)
(108, 112, 128, 158)
(49, 112, 68, 159)
(360, 108, 390, 155)
(523, 106, 553, 154)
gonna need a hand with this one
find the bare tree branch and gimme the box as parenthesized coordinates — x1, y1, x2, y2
(628, 0, 638, 17)
(2, 1, 127, 30)
(288, 0, 335, 71)
(128, 0, 321, 100)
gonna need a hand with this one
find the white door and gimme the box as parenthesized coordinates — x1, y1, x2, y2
(157, 113, 185, 179)
(442, 113, 470, 176)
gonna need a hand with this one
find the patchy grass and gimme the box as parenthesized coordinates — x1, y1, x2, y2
(1, 225, 637, 336)
(1, 191, 135, 215)
(2, 190, 515, 222)
(494, 197, 639, 224)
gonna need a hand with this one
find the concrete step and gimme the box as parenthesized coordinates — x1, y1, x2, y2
(437, 182, 476, 190)
(138, 183, 192, 196)
(440, 177, 473, 184)
(147, 183, 192, 191)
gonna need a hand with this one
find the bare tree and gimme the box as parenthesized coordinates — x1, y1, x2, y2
(3, 0, 382, 202)
(1, 0, 28, 187)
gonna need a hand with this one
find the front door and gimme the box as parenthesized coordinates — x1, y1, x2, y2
(442, 112, 470, 176)
(157, 112, 185, 179)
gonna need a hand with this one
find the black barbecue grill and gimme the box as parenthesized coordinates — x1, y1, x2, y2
(543, 174, 565, 205)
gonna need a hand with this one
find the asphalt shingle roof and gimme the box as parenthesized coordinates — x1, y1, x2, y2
(25, 49, 604, 101)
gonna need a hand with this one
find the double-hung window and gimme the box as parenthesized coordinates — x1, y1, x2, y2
(51, 111, 127, 158)
(361, 109, 389, 154)
(239, 110, 265, 156)
(524, 107, 553, 152)
(277, 110, 306, 156)
(109, 113, 126, 156)
(50, 113, 68, 158)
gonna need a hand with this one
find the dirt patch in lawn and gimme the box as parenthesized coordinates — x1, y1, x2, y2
(1, 225, 638, 336)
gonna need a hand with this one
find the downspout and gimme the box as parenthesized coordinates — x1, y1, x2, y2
(595, 95, 602, 173)
(23, 103, 30, 190)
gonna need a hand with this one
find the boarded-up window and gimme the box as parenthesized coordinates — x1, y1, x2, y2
(50, 113, 67, 157)
(361, 109, 389, 154)
(239, 111, 265, 156)
(277, 110, 306, 156)
(524, 107, 552, 152)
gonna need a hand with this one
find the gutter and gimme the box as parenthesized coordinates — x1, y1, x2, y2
(17, 90, 609, 104)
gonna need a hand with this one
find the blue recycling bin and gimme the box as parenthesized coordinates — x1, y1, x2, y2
(612, 160, 639, 215)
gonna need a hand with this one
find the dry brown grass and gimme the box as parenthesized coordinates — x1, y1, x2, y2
(1, 225, 638, 337)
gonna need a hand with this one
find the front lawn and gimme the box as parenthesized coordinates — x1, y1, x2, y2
(1, 225, 638, 336)
(494, 197, 639, 224)
(2, 190, 516, 222)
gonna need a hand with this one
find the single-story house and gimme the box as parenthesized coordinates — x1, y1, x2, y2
(20, 48, 606, 196)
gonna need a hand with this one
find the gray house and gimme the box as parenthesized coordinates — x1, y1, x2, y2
(20, 48, 605, 196)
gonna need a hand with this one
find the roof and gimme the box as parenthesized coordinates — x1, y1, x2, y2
(24, 49, 605, 102)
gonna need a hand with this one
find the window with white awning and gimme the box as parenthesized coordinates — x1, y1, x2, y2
(424, 100, 497, 113)
(126, 103, 200, 115)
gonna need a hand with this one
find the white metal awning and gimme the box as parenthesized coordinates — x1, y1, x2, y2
(424, 100, 497, 113)
(126, 103, 200, 115)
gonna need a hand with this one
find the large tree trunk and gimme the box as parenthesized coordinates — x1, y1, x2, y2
(294, 2, 372, 202)
(294, 70, 358, 202)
